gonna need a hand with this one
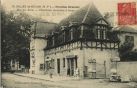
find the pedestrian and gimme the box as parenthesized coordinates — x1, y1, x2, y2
(49, 67, 53, 78)
(67, 68, 70, 76)
(75, 68, 79, 79)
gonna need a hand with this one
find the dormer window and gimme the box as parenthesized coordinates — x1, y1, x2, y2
(95, 25, 107, 40)
(103, 30, 106, 39)
(70, 28, 73, 40)
(97, 29, 100, 39)
(69, 22, 79, 27)
(61, 26, 67, 31)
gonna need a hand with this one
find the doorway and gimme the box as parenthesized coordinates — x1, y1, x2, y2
(57, 59, 60, 74)
(67, 56, 77, 76)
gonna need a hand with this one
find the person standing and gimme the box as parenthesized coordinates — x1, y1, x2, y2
(49, 67, 53, 78)
(75, 68, 79, 79)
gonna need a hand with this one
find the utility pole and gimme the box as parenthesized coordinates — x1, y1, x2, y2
(104, 60, 107, 78)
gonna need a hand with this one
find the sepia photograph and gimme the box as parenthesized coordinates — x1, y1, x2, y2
(1, 0, 137, 88)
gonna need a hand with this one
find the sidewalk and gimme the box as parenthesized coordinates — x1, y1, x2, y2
(13, 73, 80, 82)
(4, 73, 136, 88)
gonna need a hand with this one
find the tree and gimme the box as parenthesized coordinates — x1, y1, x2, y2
(118, 39, 135, 61)
(1, 7, 33, 71)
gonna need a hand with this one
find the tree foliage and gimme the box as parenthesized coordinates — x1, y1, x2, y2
(1, 7, 33, 70)
(118, 40, 136, 61)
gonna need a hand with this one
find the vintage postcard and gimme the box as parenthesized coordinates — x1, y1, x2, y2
(1, 0, 137, 88)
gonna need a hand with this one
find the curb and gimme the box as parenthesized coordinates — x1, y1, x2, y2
(12, 73, 77, 88)
(13, 73, 54, 82)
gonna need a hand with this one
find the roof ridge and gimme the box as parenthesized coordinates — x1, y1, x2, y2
(34, 21, 57, 24)
(59, 3, 103, 26)
(82, 4, 91, 23)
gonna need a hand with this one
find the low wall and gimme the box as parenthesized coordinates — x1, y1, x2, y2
(117, 61, 137, 81)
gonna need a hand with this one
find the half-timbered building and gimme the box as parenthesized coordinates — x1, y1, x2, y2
(44, 4, 120, 78)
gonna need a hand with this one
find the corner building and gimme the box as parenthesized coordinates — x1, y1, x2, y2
(44, 4, 120, 78)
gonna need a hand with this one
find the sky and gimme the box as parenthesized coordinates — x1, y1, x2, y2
(1, 0, 137, 28)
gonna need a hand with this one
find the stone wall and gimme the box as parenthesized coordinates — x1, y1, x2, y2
(45, 42, 119, 78)
(83, 48, 118, 78)
(117, 61, 137, 81)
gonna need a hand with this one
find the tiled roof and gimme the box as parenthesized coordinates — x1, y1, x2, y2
(31, 21, 59, 37)
(113, 26, 137, 33)
(59, 3, 103, 26)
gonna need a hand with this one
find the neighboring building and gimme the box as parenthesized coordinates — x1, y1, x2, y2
(115, 26, 137, 50)
(29, 21, 58, 74)
(2, 59, 20, 72)
(44, 4, 120, 78)
(10, 59, 20, 71)
(113, 26, 137, 61)
(113, 26, 137, 81)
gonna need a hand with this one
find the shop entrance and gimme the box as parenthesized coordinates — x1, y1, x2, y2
(67, 56, 77, 76)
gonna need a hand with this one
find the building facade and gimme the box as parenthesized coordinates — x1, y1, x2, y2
(29, 3, 137, 79)
(30, 36, 47, 74)
(29, 21, 58, 74)
(44, 4, 120, 78)
(113, 26, 137, 81)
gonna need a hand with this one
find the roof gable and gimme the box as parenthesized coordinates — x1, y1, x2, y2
(95, 18, 109, 25)
(59, 3, 104, 26)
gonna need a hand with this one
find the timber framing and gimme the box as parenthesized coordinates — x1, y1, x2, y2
(45, 19, 120, 53)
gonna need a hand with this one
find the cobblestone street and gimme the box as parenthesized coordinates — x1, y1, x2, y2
(2, 73, 137, 88)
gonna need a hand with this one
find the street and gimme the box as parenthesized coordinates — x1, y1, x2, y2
(2, 73, 67, 88)
(2, 73, 137, 88)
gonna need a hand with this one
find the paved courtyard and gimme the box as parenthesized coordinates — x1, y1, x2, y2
(2, 73, 137, 88)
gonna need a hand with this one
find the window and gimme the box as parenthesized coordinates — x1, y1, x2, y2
(52, 37, 55, 46)
(12, 64, 15, 67)
(63, 32, 65, 42)
(70, 29, 73, 40)
(63, 58, 65, 67)
(97, 30, 100, 39)
(125, 36, 134, 44)
(103, 30, 106, 39)
(40, 64, 44, 70)
(32, 60, 35, 65)
(31, 52, 35, 58)
(45, 61, 50, 70)
(65, 30, 71, 42)
(75, 57, 78, 68)
(51, 59, 55, 69)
